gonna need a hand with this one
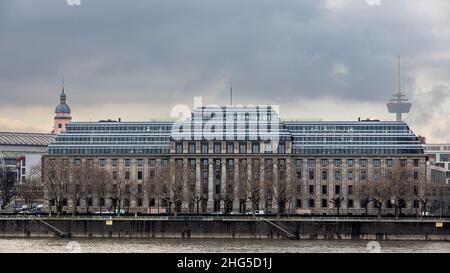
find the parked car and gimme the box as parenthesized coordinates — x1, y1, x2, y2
(254, 210, 265, 215)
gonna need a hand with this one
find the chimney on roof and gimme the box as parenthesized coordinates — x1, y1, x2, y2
(118, 118, 121, 122)
(358, 117, 361, 122)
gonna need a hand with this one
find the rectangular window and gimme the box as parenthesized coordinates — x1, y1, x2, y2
(334, 159, 341, 168)
(296, 199, 302, 208)
(322, 199, 328, 208)
(176, 143, 183, 154)
(361, 169, 367, 180)
(138, 171, 143, 180)
(125, 159, 131, 167)
(189, 143, 196, 154)
(227, 143, 234, 154)
(400, 159, 407, 167)
(137, 198, 143, 207)
(112, 159, 118, 167)
(334, 170, 341, 181)
(309, 185, 315, 194)
(308, 159, 316, 168)
(295, 159, 303, 167)
(335, 185, 341, 194)
(309, 170, 315, 180)
(348, 185, 353, 195)
(125, 171, 130, 180)
(347, 159, 354, 167)
(322, 170, 328, 181)
(149, 159, 156, 166)
(414, 159, 419, 168)
(348, 169, 353, 180)
(374, 169, 380, 181)
(252, 143, 260, 154)
(201, 143, 209, 154)
(322, 185, 327, 194)
(214, 143, 221, 154)
(278, 143, 285, 154)
(137, 184, 142, 194)
(414, 170, 419, 180)
(239, 143, 247, 154)
(137, 159, 143, 167)
(387, 159, 393, 167)
(360, 159, 367, 168)
(99, 198, 105, 207)
(99, 159, 106, 167)
(373, 159, 380, 168)
(309, 199, 315, 208)
(74, 159, 81, 166)
(162, 159, 168, 166)
(113, 171, 117, 180)
(215, 184, 221, 194)
(321, 159, 328, 167)
(348, 199, 354, 208)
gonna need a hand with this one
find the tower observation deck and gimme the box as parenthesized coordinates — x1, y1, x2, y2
(386, 55, 412, 121)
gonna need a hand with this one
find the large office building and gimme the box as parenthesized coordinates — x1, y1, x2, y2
(43, 105, 427, 215)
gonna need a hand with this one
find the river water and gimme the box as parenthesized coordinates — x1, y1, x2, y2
(0, 238, 449, 253)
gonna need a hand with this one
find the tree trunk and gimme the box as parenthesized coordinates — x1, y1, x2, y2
(378, 202, 382, 219)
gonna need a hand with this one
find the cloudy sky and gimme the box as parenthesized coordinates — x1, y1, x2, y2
(0, 0, 449, 142)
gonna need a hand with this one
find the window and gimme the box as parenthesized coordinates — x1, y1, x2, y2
(308, 159, 316, 168)
(321, 159, 328, 167)
(400, 159, 407, 167)
(322, 199, 328, 208)
(335, 185, 340, 194)
(414, 170, 419, 180)
(348, 170, 353, 180)
(239, 143, 247, 154)
(125, 159, 131, 167)
(373, 159, 380, 168)
(322, 170, 328, 180)
(334, 170, 341, 181)
(215, 184, 221, 194)
(360, 159, 367, 168)
(99, 198, 105, 207)
(162, 159, 168, 167)
(189, 143, 196, 154)
(296, 199, 302, 208)
(414, 159, 419, 168)
(309, 185, 315, 194)
(295, 159, 302, 167)
(176, 143, 183, 154)
(348, 185, 353, 195)
(348, 199, 354, 208)
(347, 159, 354, 167)
(201, 143, 209, 154)
(138, 171, 143, 180)
(137, 159, 143, 167)
(149, 198, 155, 207)
(74, 159, 81, 166)
(278, 143, 285, 154)
(334, 159, 341, 168)
(125, 171, 130, 180)
(309, 170, 315, 180)
(137, 184, 142, 193)
(112, 159, 118, 167)
(99, 159, 106, 167)
(252, 143, 260, 154)
(124, 199, 130, 207)
(374, 169, 380, 181)
(227, 143, 234, 154)
(309, 199, 315, 208)
(387, 159, 393, 167)
(137, 198, 143, 207)
(322, 185, 327, 194)
(150, 170, 155, 177)
(361, 169, 367, 180)
(113, 171, 118, 180)
(214, 143, 221, 154)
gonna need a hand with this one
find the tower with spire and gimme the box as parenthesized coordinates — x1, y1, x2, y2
(386, 55, 412, 121)
(52, 77, 72, 134)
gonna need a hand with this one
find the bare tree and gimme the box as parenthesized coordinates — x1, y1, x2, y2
(414, 180, 430, 219)
(273, 162, 293, 216)
(161, 160, 183, 215)
(369, 173, 393, 219)
(107, 169, 127, 215)
(245, 177, 260, 212)
(93, 168, 109, 213)
(45, 159, 69, 215)
(389, 167, 412, 219)
(16, 165, 44, 209)
(329, 197, 345, 216)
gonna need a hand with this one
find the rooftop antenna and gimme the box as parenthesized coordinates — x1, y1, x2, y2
(386, 55, 412, 122)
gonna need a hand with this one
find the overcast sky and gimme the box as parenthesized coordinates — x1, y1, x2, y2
(0, 0, 449, 142)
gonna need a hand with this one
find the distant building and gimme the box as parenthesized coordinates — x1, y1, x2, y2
(423, 144, 450, 184)
(52, 85, 72, 134)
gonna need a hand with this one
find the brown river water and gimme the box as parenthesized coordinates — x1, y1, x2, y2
(0, 238, 449, 253)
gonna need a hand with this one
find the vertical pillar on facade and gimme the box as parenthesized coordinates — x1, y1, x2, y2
(259, 159, 266, 211)
(155, 160, 161, 212)
(286, 159, 292, 214)
(207, 160, 214, 212)
(182, 160, 189, 212)
(195, 159, 201, 205)
(272, 160, 279, 213)
(246, 158, 252, 211)
(233, 159, 240, 212)
(221, 160, 227, 211)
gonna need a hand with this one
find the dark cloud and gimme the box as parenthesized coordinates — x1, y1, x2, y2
(0, 0, 449, 140)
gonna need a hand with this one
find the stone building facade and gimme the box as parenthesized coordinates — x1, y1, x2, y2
(43, 106, 427, 215)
